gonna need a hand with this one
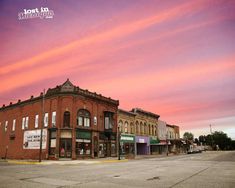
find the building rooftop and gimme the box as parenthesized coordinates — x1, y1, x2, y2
(0, 79, 119, 111)
(118, 109, 136, 116)
(131, 108, 160, 119)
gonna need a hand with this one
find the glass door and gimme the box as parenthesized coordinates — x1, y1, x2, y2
(60, 138, 72, 158)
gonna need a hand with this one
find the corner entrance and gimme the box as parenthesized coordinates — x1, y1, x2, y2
(60, 138, 72, 158)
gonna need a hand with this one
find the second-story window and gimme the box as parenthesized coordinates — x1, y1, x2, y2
(124, 121, 128, 133)
(63, 111, 70, 128)
(136, 121, 139, 134)
(104, 112, 113, 129)
(77, 109, 90, 127)
(35, 115, 39, 128)
(25, 116, 29, 129)
(52, 111, 56, 127)
(12, 119, 16, 131)
(44, 113, 48, 127)
(130, 123, 134, 134)
(5, 121, 8, 132)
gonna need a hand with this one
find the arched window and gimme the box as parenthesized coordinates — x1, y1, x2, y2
(124, 121, 128, 133)
(63, 111, 70, 127)
(149, 124, 151, 135)
(136, 121, 139, 134)
(77, 109, 91, 127)
(140, 122, 143, 134)
(130, 122, 134, 134)
(118, 120, 123, 133)
(144, 123, 147, 134)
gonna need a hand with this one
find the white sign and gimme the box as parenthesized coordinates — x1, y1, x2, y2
(50, 139, 56, 148)
(121, 136, 134, 141)
(18, 7, 54, 20)
(138, 138, 145, 143)
(23, 129, 47, 149)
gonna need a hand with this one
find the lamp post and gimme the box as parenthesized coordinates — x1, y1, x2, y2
(39, 89, 45, 162)
(166, 133, 169, 156)
(118, 126, 121, 160)
(210, 124, 213, 150)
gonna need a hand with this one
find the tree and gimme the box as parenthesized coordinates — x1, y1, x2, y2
(194, 138, 200, 145)
(212, 131, 231, 150)
(183, 132, 194, 141)
(199, 135, 206, 145)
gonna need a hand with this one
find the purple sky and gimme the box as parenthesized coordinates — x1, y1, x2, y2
(1, 0, 235, 138)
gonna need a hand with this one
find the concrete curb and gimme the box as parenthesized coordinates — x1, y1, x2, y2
(5, 159, 129, 165)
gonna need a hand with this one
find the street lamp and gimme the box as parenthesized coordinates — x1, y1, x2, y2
(39, 89, 45, 162)
(166, 133, 168, 156)
(118, 125, 121, 160)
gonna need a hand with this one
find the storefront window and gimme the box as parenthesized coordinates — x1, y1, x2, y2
(111, 143, 116, 155)
(122, 143, 135, 155)
(76, 130, 91, 156)
(76, 141, 91, 155)
(49, 130, 56, 155)
(99, 143, 107, 157)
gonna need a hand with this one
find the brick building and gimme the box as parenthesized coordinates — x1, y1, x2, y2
(118, 108, 159, 157)
(0, 79, 119, 160)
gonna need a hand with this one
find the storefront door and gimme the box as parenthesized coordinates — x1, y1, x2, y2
(106, 142, 111, 157)
(60, 138, 72, 158)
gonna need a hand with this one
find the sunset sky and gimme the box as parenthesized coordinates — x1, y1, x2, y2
(1, 0, 235, 139)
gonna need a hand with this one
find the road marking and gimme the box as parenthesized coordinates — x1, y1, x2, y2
(169, 166, 210, 188)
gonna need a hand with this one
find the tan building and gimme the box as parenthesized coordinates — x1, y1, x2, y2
(118, 108, 159, 156)
(166, 124, 182, 154)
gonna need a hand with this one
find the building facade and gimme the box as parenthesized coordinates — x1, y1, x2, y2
(117, 109, 136, 158)
(118, 108, 159, 157)
(166, 124, 183, 154)
(0, 79, 119, 160)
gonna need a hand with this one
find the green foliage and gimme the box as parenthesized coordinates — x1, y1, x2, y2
(212, 131, 231, 150)
(198, 131, 233, 150)
(183, 132, 194, 141)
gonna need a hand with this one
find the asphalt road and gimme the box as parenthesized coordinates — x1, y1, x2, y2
(0, 151, 235, 188)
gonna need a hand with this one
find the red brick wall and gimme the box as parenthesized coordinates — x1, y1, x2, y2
(0, 94, 118, 159)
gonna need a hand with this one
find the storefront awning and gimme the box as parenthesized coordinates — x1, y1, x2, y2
(150, 137, 160, 145)
(120, 134, 135, 143)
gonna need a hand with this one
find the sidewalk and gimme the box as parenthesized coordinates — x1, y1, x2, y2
(1, 153, 186, 165)
(1, 157, 129, 165)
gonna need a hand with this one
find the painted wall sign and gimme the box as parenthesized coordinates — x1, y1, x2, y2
(23, 129, 47, 149)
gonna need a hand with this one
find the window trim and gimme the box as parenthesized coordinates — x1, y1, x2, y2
(35, 114, 39, 128)
(12, 119, 16, 131)
(77, 109, 91, 128)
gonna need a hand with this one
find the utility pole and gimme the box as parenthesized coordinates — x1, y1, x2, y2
(39, 89, 45, 162)
(166, 133, 169, 156)
(118, 126, 121, 160)
(210, 124, 213, 150)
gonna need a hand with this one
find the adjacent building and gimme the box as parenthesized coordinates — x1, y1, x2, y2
(154, 120, 168, 154)
(118, 108, 159, 157)
(0, 79, 119, 160)
(166, 124, 183, 154)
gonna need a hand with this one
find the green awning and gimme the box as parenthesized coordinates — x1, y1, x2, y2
(76, 131, 91, 139)
(120, 134, 135, 143)
(150, 136, 160, 144)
